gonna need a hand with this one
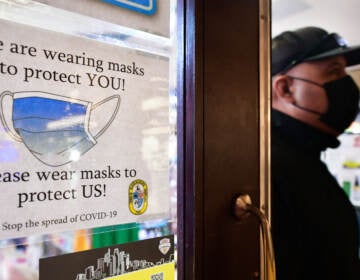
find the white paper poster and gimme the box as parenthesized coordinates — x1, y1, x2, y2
(0, 19, 170, 239)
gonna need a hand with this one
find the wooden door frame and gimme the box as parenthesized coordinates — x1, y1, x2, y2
(176, 0, 204, 279)
(177, 0, 271, 279)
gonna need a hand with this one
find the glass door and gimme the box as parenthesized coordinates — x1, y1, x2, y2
(0, 1, 181, 279)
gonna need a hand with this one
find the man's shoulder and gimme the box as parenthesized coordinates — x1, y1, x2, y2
(271, 130, 307, 165)
(271, 130, 332, 184)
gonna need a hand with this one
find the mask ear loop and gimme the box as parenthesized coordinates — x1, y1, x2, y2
(285, 75, 325, 115)
(0, 91, 22, 142)
(91, 94, 121, 139)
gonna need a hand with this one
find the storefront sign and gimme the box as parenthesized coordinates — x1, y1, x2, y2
(0, 19, 170, 239)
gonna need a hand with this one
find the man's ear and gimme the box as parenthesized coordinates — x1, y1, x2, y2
(272, 75, 295, 102)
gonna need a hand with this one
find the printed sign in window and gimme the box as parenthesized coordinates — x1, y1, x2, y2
(0, 19, 170, 239)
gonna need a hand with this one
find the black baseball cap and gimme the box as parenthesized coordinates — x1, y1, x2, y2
(272, 26, 360, 76)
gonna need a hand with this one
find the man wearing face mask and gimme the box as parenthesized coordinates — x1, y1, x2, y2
(272, 26, 360, 280)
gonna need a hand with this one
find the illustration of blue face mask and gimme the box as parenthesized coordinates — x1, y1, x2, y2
(0, 91, 120, 167)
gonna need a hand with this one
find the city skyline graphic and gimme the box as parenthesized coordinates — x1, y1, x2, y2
(39, 235, 175, 280)
(75, 247, 174, 280)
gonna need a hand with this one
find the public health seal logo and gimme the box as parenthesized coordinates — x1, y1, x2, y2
(128, 179, 148, 215)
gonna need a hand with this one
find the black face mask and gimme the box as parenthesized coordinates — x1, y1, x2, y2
(288, 75, 360, 133)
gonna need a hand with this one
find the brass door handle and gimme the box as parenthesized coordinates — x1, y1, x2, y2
(234, 194, 276, 280)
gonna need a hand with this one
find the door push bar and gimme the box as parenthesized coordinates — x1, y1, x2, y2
(233, 194, 276, 280)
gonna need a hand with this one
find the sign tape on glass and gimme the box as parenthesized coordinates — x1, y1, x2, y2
(100, 0, 157, 15)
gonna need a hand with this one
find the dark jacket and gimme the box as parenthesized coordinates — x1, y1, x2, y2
(272, 109, 360, 280)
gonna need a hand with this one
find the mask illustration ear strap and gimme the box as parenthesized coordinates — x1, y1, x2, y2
(0, 91, 22, 142)
(91, 95, 121, 139)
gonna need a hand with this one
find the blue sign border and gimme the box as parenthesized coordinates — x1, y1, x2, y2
(101, 0, 157, 16)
